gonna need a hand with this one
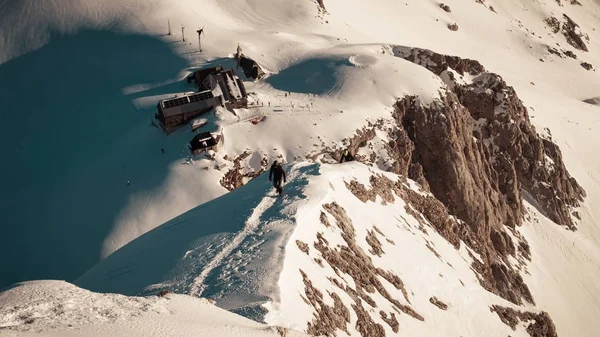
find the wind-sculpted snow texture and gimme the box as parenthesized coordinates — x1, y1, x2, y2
(0, 280, 309, 337)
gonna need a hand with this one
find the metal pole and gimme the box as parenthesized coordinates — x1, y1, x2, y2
(196, 29, 202, 52)
(168, 19, 171, 35)
(182, 25, 186, 42)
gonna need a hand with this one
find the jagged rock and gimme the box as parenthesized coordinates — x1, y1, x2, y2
(395, 47, 585, 231)
(157, 290, 171, 297)
(564, 50, 577, 59)
(220, 152, 268, 191)
(448, 23, 459, 31)
(490, 229, 515, 257)
(400, 48, 485, 76)
(314, 0, 326, 13)
(379, 311, 399, 333)
(296, 240, 310, 255)
(545, 15, 589, 52)
(581, 62, 593, 70)
(301, 269, 351, 337)
(338, 47, 584, 308)
(490, 305, 558, 337)
(429, 296, 448, 310)
(344, 175, 534, 305)
(545, 16, 560, 34)
(561, 14, 588, 52)
(311, 202, 424, 326)
(518, 240, 532, 261)
(547, 47, 563, 57)
(583, 97, 600, 105)
(342, 127, 377, 162)
(439, 3, 451, 12)
(366, 229, 384, 256)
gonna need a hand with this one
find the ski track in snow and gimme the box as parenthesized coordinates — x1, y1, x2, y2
(189, 196, 277, 297)
(188, 166, 306, 305)
(2, 0, 600, 336)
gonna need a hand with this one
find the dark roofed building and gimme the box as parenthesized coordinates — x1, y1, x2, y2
(155, 90, 222, 134)
(186, 67, 248, 109)
(189, 131, 222, 155)
(238, 55, 265, 80)
(188, 65, 223, 89)
(214, 69, 247, 109)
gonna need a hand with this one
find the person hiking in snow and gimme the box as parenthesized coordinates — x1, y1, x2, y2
(339, 148, 354, 163)
(269, 160, 286, 195)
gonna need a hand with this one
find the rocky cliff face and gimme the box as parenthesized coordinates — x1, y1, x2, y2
(393, 46, 585, 232)
(339, 47, 585, 310)
(209, 46, 585, 337)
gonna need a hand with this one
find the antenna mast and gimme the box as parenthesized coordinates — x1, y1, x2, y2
(168, 19, 171, 35)
(182, 25, 186, 42)
(196, 27, 204, 52)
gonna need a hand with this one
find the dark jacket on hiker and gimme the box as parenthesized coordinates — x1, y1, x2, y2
(340, 149, 354, 163)
(269, 162, 286, 184)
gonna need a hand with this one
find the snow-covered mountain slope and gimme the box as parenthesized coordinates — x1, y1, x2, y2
(74, 161, 591, 336)
(0, 280, 308, 337)
(2, 0, 600, 336)
(2, 0, 600, 288)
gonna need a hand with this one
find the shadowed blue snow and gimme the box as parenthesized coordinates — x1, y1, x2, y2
(0, 30, 197, 289)
(75, 163, 319, 320)
(266, 57, 353, 95)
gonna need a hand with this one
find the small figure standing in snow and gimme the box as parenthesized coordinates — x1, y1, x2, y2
(268, 161, 286, 195)
(268, 101, 271, 107)
(127, 180, 130, 186)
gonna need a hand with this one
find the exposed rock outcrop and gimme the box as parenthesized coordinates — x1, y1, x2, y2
(581, 62, 593, 70)
(303, 202, 424, 336)
(296, 240, 310, 255)
(345, 174, 534, 305)
(335, 47, 584, 308)
(220, 151, 269, 191)
(366, 229, 384, 256)
(313, 0, 326, 13)
(301, 269, 351, 337)
(380, 311, 399, 332)
(439, 3, 451, 12)
(490, 305, 558, 337)
(394, 47, 585, 232)
(583, 97, 600, 105)
(545, 14, 589, 52)
(429, 296, 448, 310)
(561, 14, 589, 51)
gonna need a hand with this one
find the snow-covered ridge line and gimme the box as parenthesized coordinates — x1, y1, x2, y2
(74, 161, 558, 337)
(269, 162, 559, 337)
(2, 0, 600, 336)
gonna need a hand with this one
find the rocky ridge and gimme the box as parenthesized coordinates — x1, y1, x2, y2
(201, 45, 585, 337)
(300, 46, 585, 336)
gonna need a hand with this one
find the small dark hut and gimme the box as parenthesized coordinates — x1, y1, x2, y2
(189, 131, 222, 155)
(238, 55, 265, 80)
(155, 91, 221, 134)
